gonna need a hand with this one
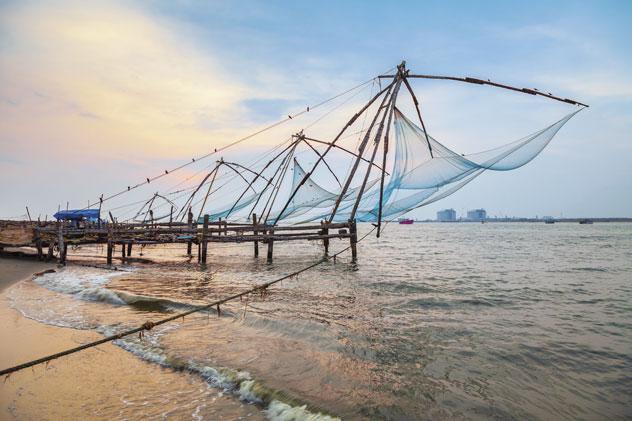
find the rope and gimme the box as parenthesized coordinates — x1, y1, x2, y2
(0, 225, 374, 377)
(80, 73, 393, 213)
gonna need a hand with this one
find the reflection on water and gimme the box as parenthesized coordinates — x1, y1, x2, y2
(8, 223, 632, 419)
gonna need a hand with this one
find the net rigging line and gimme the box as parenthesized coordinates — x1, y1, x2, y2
(79, 68, 396, 214)
(0, 225, 377, 378)
(107, 79, 375, 222)
(113, 136, 296, 222)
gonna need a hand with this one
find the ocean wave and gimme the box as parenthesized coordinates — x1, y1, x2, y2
(30, 266, 209, 314)
(104, 326, 339, 420)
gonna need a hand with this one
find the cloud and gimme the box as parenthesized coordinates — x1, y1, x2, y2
(0, 0, 259, 161)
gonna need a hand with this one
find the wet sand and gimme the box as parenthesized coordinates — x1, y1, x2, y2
(0, 257, 263, 420)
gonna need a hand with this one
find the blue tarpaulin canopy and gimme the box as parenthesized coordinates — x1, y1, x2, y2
(53, 209, 100, 221)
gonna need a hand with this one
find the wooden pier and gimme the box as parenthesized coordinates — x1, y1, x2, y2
(0, 217, 358, 265)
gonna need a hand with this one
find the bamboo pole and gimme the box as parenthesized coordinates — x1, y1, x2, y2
(273, 80, 395, 225)
(267, 228, 274, 263)
(402, 76, 433, 158)
(187, 208, 193, 256)
(252, 213, 259, 257)
(350, 76, 402, 221)
(349, 219, 358, 262)
(378, 73, 588, 107)
(226, 138, 299, 220)
(201, 214, 209, 264)
(328, 81, 396, 223)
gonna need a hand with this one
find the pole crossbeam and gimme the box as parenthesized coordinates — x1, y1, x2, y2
(378, 73, 588, 107)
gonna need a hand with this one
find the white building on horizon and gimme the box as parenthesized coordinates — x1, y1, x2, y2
(437, 208, 457, 222)
(467, 208, 487, 221)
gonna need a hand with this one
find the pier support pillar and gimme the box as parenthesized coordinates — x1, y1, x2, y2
(46, 243, 54, 261)
(121, 243, 126, 262)
(107, 242, 113, 265)
(349, 219, 357, 263)
(127, 243, 132, 257)
(36, 228, 43, 260)
(187, 208, 193, 256)
(321, 220, 329, 255)
(267, 229, 274, 263)
(57, 222, 66, 265)
(107, 225, 113, 265)
(201, 214, 209, 264)
(252, 213, 259, 258)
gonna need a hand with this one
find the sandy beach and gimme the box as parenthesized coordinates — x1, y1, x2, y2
(0, 257, 263, 420)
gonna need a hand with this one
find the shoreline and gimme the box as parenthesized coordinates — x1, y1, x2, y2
(0, 256, 264, 420)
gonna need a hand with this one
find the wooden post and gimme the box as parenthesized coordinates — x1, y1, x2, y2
(57, 222, 66, 264)
(47, 242, 54, 261)
(186, 208, 193, 256)
(35, 227, 43, 260)
(25, 206, 32, 222)
(252, 213, 259, 258)
(201, 214, 209, 264)
(349, 219, 358, 262)
(121, 243, 126, 262)
(126, 243, 132, 257)
(107, 225, 113, 265)
(267, 228, 274, 263)
(321, 220, 329, 255)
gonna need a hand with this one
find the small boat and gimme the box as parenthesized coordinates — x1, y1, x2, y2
(398, 218, 414, 225)
(579, 219, 593, 224)
(545, 219, 555, 224)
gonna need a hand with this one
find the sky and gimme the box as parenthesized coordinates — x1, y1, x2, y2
(1, 0, 631, 220)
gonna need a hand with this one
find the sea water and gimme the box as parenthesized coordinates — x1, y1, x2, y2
(7, 223, 632, 419)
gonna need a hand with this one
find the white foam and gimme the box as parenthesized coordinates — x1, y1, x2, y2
(33, 266, 123, 296)
(266, 400, 340, 421)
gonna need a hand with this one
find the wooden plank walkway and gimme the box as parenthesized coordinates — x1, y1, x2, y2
(1, 217, 358, 264)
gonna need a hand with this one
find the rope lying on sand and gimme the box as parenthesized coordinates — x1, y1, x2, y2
(0, 227, 376, 377)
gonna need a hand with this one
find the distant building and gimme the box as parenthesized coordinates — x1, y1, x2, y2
(467, 208, 487, 221)
(437, 208, 456, 222)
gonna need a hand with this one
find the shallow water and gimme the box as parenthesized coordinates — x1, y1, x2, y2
(7, 222, 632, 419)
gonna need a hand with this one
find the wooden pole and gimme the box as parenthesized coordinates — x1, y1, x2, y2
(377, 78, 402, 237)
(267, 228, 274, 263)
(127, 243, 132, 257)
(402, 76, 433, 158)
(106, 225, 113, 265)
(378, 73, 588, 107)
(273, 80, 395, 225)
(57, 222, 66, 265)
(321, 220, 329, 255)
(121, 243, 126, 262)
(47, 242, 54, 262)
(252, 213, 259, 257)
(186, 208, 193, 256)
(349, 219, 358, 262)
(225, 140, 299, 220)
(328, 82, 395, 223)
(25, 206, 32, 222)
(35, 227, 43, 260)
(201, 214, 209, 264)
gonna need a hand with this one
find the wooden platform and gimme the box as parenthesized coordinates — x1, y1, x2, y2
(0, 217, 358, 265)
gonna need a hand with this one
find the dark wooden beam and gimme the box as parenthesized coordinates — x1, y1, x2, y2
(378, 73, 588, 107)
